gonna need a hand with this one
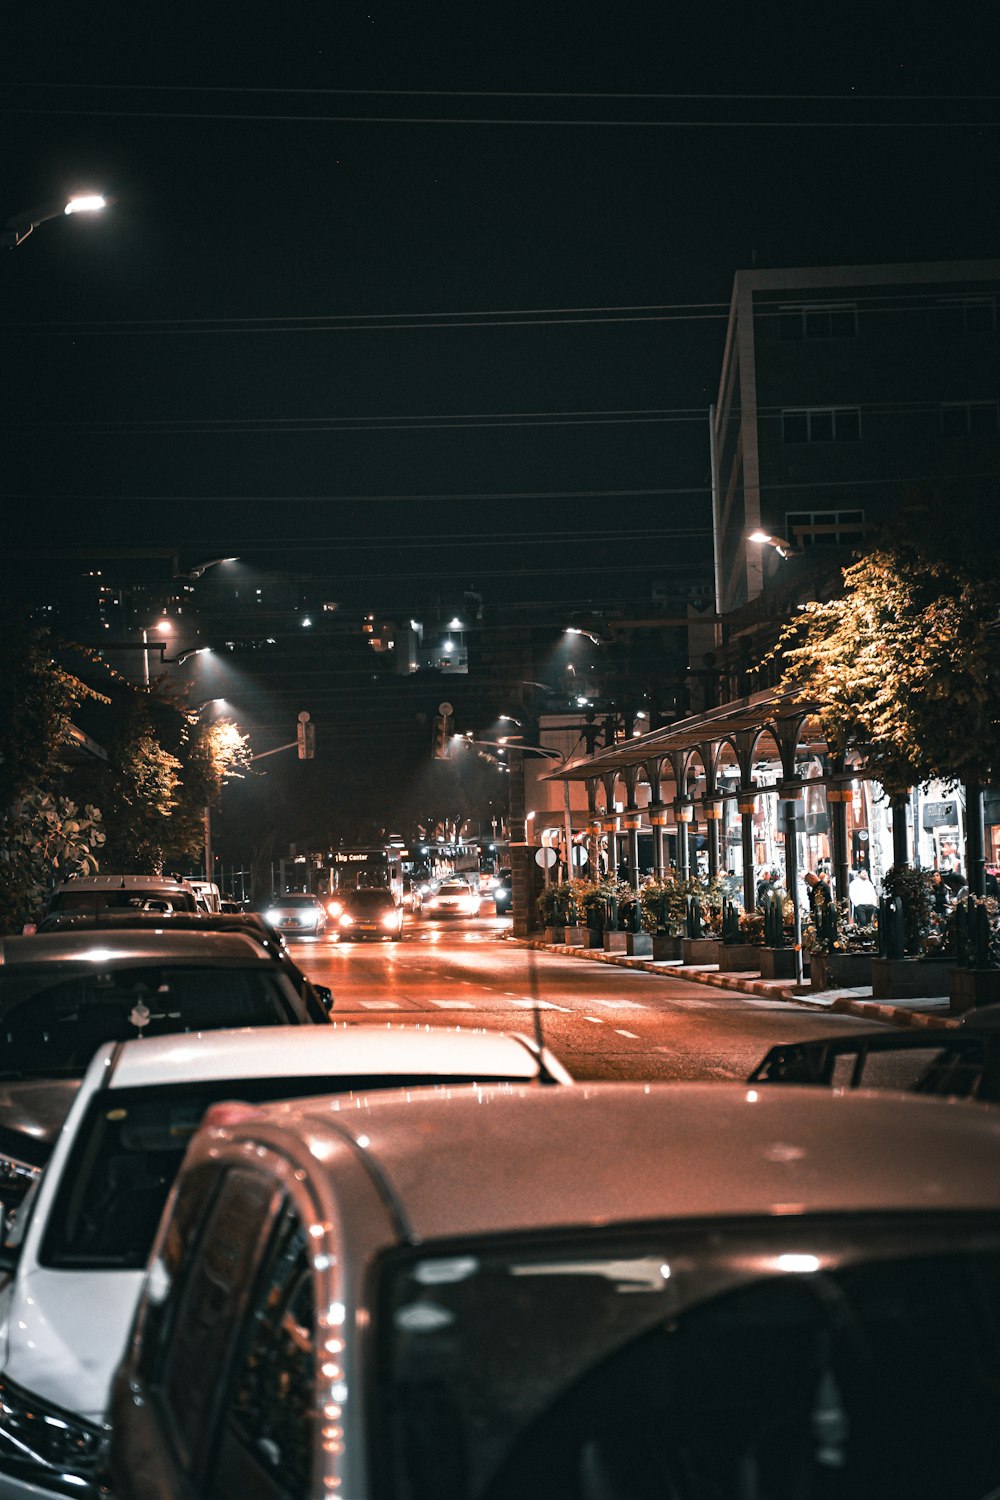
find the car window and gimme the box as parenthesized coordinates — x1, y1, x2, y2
(210, 1211, 316, 1498)
(0, 965, 303, 1077)
(275, 896, 321, 908)
(347, 890, 394, 908)
(374, 1218, 1000, 1500)
(50, 890, 197, 913)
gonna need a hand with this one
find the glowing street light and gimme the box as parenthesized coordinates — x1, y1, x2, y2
(142, 618, 173, 689)
(748, 530, 800, 559)
(2, 192, 107, 249)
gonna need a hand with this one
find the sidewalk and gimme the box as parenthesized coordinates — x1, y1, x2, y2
(511, 937, 958, 1031)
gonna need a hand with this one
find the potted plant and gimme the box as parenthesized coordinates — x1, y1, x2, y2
(871, 866, 954, 1000)
(638, 877, 690, 960)
(949, 895, 1000, 1013)
(717, 897, 764, 972)
(563, 879, 591, 946)
(600, 878, 650, 955)
(681, 880, 724, 966)
(535, 884, 569, 944)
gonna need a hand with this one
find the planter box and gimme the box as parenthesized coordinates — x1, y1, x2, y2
(950, 967, 1000, 1015)
(543, 926, 565, 945)
(564, 924, 588, 947)
(810, 951, 872, 991)
(759, 946, 800, 981)
(582, 926, 606, 948)
(682, 937, 721, 966)
(871, 956, 954, 1000)
(651, 934, 684, 961)
(603, 930, 651, 955)
(718, 942, 763, 972)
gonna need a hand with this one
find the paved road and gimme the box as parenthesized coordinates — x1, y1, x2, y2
(288, 911, 892, 1083)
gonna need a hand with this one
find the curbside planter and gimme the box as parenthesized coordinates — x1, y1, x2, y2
(810, 950, 872, 990)
(650, 934, 683, 961)
(871, 956, 953, 1000)
(564, 924, 588, 947)
(718, 942, 763, 973)
(950, 967, 1000, 1015)
(759, 946, 799, 981)
(682, 936, 721, 965)
(543, 925, 566, 945)
(603, 930, 631, 953)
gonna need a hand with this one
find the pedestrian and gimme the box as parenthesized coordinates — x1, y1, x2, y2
(930, 870, 950, 917)
(804, 871, 824, 912)
(756, 869, 773, 905)
(849, 867, 878, 926)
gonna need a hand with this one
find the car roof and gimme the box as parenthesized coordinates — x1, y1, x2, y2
(86, 1024, 562, 1090)
(204, 1083, 1000, 1238)
(0, 930, 276, 965)
(51, 875, 195, 891)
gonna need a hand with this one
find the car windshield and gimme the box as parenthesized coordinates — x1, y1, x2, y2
(49, 890, 196, 913)
(0, 964, 300, 1078)
(274, 896, 320, 909)
(375, 1216, 1000, 1500)
(438, 884, 471, 896)
(347, 890, 394, 909)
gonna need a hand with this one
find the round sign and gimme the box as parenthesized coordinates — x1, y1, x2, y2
(571, 846, 589, 867)
(438, 701, 454, 717)
(534, 847, 557, 868)
(297, 711, 311, 723)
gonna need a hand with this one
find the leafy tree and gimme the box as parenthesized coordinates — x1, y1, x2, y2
(775, 510, 1000, 797)
(0, 792, 105, 931)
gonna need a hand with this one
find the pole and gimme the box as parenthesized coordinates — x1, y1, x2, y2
(204, 805, 213, 883)
(141, 629, 150, 689)
(562, 776, 573, 884)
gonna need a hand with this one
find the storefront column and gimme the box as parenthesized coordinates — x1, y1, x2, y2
(652, 821, 666, 878)
(625, 821, 641, 887)
(674, 800, 693, 880)
(828, 785, 851, 905)
(704, 800, 722, 881)
(890, 794, 910, 869)
(966, 781, 986, 897)
(738, 794, 756, 909)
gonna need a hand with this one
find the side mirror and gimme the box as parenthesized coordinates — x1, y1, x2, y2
(314, 984, 334, 1014)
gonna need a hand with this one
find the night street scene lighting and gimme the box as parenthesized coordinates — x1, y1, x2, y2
(748, 530, 801, 559)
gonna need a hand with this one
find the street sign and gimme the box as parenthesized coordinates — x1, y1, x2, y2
(438, 701, 454, 718)
(534, 848, 557, 868)
(571, 846, 589, 867)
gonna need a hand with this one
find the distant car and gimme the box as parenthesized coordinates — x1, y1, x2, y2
(0, 1025, 571, 1497)
(264, 892, 328, 936)
(493, 866, 513, 913)
(335, 887, 404, 941)
(110, 1082, 1000, 1499)
(425, 879, 481, 918)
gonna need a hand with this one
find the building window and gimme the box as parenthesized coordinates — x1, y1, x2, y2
(941, 401, 999, 438)
(785, 510, 866, 548)
(941, 297, 997, 333)
(779, 304, 858, 341)
(782, 408, 861, 443)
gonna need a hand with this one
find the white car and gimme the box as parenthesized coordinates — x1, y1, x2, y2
(0, 1025, 571, 1497)
(264, 893, 329, 936)
(424, 879, 482, 917)
(110, 1083, 1000, 1499)
(42, 874, 201, 919)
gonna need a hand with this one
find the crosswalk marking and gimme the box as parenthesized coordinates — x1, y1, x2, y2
(430, 999, 476, 1009)
(357, 999, 403, 1009)
(615, 1029, 640, 1039)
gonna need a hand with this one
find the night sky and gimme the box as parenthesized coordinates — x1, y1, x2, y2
(3, 7, 997, 617)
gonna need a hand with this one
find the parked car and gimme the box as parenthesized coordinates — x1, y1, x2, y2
(42, 874, 201, 919)
(263, 892, 329, 936)
(493, 866, 513, 914)
(109, 1082, 1000, 1499)
(0, 1025, 571, 1497)
(424, 879, 482, 918)
(749, 1011, 1000, 1103)
(0, 929, 331, 1212)
(334, 887, 404, 941)
(27, 910, 334, 1020)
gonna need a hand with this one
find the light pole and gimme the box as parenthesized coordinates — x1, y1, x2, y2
(748, 530, 802, 560)
(464, 735, 576, 886)
(174, 556, 239, 580)
(142, 618, 174, 689)
(2, 193, 107, 249)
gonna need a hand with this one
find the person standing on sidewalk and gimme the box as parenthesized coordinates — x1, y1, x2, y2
(849, 868, 878, 926)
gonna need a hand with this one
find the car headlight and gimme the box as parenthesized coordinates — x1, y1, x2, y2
(381, 913, 399, 929)
(339, 913, 354, 927)
(328, 899, 344, 917)
(0, 1374, 108, 1493)
(266, 908, 282, 924)
(0, 1152, 42, 1195)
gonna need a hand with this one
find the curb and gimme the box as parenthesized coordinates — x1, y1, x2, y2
(511, 938, 958, 1031)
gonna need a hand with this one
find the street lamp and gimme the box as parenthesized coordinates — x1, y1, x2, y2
(142, 619, 173, 689)
(174, 556, 239, 580)
(463, 736, 577, 884)
(748, 530, 801, 560)
(2, 193, 107, 249)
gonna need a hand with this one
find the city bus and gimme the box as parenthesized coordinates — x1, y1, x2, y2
(325, 844, 405, 906)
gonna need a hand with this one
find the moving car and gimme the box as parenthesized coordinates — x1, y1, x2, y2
(334, 887, 404, 941)
(264, 892, 329, 936)
(0, 1026, 571, 1497)
(109, 1083, 1000, 1499)
(493, 866, 513, 914)
(0, 929, 330, 1209)
(424, 879, 482, 918)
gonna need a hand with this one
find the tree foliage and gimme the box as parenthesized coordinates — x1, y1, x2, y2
(775, 508, 1000, 795)
(0, 792, 105, 931)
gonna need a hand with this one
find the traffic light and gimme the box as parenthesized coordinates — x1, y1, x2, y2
(296, 712, 315, 760)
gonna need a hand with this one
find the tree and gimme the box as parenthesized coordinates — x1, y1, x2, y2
(777, 516, 1000, 795)
(0, 792, 105, 932)
(774, 504, 1000, 885)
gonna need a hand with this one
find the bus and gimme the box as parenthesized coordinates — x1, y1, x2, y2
(324, 844, 405, 906)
